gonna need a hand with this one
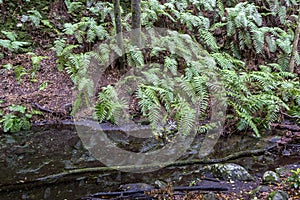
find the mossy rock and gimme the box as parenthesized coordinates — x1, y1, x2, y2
(204, 163, 254, 181)
(268, 190, 289, 200)
(262, 171, 281, 184)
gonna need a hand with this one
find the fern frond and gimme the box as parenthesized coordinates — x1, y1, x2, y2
(127, 46, 144, 68)
(1, 31, 17, 41)
(199, 29, 219, 52)
(266, 35, 277, 53)
(251, 29, 265, 54)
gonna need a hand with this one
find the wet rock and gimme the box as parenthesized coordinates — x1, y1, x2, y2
(120, 183, 154, 191)
(203, 192, 215, 200)
(154, 180, 167, 188)
(275, 164, 300, 177)
(268, 190, 289, 200)
(203, 163, 254, 181)
(262, 171, 281, 184)
(43, 187, 51, 199)
(250, 185, 270, 198)
(268, 136, 281, 143)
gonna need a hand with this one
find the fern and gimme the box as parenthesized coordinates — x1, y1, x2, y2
(87, 1, 114, 22)
(53, 38, 78, 70)
(190, 0, 216, 11)
(164, 56, 178, 75)
(251, 28, 265, 54)
(96, 85, 129, 124)
(21, 9, 43, 28)
(266, 35, 277, 53)
(0, 31, 30, 53)
(199, 29, 219, 52)
(179, 12, 210, 31)
(212, 53, 236, 70)
(63, 17, 108, 45)
(222, 66, 299, 137)
(1, 31, 17, 41)
(126, 45, 144, 68)
(65, 0, 83, 14)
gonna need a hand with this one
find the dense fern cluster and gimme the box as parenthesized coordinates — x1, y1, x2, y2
(48, 0, 300, 138)
(223, 65, 297, 137)
(95, 31, 217, 137)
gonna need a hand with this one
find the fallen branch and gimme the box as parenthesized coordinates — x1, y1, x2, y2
(32, 144, 278, 182)
(83, 185, 228, 199)
(32, 102, 55, 114)
(271, 123, 300, 132)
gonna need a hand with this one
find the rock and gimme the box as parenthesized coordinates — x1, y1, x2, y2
(276, 164, 300, 177)
(204, 163, 254, 181)
(203, 192, 215, 200)
(154, 180, 168, 188)
(120, 183, 154, 191)
(268, 190, 289, 200)
(262, 171, 281, 184)
(250, 185, 270, 199)
(268, 136, 281, 143)
(43, 187, 51, 199)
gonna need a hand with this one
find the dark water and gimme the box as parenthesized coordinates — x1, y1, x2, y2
(0, 124, 299, 199)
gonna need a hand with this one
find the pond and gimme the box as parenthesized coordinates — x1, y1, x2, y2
(0, 122, 299, 199)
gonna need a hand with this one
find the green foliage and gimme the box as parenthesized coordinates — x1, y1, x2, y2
(95, 31, 215, 137)
(2, 63, 13, 71)
(0, 31, 30, 53)
(126, 46, 144, 68)
(39, 82, 48, 90)
(65, 0, 83, 14)
(65, 52, 95, 115)
(265, 0, 298, 24)
(53, 38, 78, 71)
(287, 168, 300, 189)
(26, 52, 48, 75)
(95, 85, 129, 124)
(199, 29, 219, 52)
(87, 1, 114, 22)
(0, 105, 41, 133)
(222, 65, 299, 137)
(4, 0, 297, 139)
(190, 0, 216, 11)
(14, 65, 27, 84)
(22, 10, 43, 28)
(63, 17, 108, 44)
(31, 55, 47, 70)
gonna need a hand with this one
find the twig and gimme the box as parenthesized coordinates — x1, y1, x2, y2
(32, 102, 55, 113)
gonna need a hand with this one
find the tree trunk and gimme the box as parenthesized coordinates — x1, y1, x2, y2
(131, 0, 141, 48)
(288, 11, 300, 73)
(113, 0, 125, 69)
(1, 0, 5, 23)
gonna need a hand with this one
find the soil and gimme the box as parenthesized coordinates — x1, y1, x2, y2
(0, 48, 74, 123)
(0, 51, 300, 199)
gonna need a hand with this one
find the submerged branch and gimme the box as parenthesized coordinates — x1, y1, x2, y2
(0, 144, 276, 191)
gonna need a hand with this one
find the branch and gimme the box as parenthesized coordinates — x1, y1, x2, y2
(83, 185, 228, 199)
(0, 144, 275, 190)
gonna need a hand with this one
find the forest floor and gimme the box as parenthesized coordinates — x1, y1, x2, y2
(0, 51, 300, 199)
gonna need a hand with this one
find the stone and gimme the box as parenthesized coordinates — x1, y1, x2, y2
(120, 183, 154, 191)
(262, 171, 281, 184)
(203, 192, 215, 200)
(204, 163, 254, 181)
(268, 190, 289, 200)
